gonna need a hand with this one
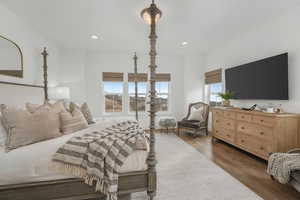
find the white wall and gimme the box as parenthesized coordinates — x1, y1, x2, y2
(204, 5, 300, 113)
(84, 52, 185, 128)
(0, 4, 60, 86)
(183, 55, 206, 111)
(58, 49, 86, 102)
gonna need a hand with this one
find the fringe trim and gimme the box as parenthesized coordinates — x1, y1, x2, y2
(49, 161, 118, 200)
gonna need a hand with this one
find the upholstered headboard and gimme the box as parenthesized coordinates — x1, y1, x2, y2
(0, 82, 44, 107)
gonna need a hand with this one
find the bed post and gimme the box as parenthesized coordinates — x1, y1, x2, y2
(133, 52, 139, 121)
(141, 1, 162, 199)
(41, 47, 49, 102)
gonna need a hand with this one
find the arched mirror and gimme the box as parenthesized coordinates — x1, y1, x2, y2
(0, 35, 23, 78)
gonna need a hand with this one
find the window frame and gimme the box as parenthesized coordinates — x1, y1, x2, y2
(155, 81, 171, 114)
(128, 81, 148, 114)
(102, 81, 125, 115)
(206, 82, 223, 106)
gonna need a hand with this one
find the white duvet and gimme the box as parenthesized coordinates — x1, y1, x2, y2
(0, 119, 148, 185)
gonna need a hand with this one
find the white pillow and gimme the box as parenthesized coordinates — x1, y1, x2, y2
(188, 107, 204, 121)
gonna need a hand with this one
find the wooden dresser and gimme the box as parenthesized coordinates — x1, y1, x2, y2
(211, 107, 300, 160)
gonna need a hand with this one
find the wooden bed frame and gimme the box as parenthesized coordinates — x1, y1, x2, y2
(0, 47, 157, 200)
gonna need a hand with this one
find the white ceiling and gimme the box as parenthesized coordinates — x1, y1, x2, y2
(1, 0, 300, 55)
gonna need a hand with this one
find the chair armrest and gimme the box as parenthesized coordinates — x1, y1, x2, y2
(288, 148, 300, 154)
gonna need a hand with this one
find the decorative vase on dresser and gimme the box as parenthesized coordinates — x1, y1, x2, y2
(211, 107, 300, 160)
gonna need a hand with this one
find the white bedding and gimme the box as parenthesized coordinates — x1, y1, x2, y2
(0, 119, 148, 185)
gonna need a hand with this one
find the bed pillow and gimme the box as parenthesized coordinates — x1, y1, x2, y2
(70, 102, 95, 124)
(60, 108, 88, 134)
(188, 107, 204, 122)
(26, 101, 66, 114)
(0, 105, 62, 152)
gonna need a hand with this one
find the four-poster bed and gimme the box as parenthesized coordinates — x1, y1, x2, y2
(0, 50, 152, 200)
(133, 52, 139, 121)
(0, 49, 153, 200)
(0, 1, 161, 199)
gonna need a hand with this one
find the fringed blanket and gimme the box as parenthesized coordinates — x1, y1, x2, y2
(50, 120, 146, 200)
(267, 153, 300, 184)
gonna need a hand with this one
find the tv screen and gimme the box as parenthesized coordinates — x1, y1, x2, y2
(225, 53, 288, 100)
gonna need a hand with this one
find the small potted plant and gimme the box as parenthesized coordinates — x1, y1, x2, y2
(218, 91, 234, 107)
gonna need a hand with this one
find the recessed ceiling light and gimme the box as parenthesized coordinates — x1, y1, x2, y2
(181, 41, 188, 46)
(91, 35, 99, 40)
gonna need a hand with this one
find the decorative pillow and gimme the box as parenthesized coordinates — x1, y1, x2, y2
(26, 101, 66, 114)
(60, 108, 88, 134)
(188, 107, 204, 122)
(0, 105, 62, 152)
(70, 102, 95, 124)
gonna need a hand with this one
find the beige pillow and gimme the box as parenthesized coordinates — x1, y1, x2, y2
(70, 102, 95, 124)
(188, 107, 204, 121)
(26, 101, 66, 114)
(0, 105, 62, 152)
(60, 108, 88, 134)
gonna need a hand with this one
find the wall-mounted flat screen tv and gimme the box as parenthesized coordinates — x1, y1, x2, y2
(225, 53, 288, 100)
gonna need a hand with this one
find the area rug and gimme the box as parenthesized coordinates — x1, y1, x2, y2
(131, 134, 263, 200)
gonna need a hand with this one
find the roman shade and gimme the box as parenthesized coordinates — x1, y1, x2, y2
(102, 72, 124, 82)
(205, 68, 222, 84)
(155, 73, 171, 82)
(128, 73, 148, 82)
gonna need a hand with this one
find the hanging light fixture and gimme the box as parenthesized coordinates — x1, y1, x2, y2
(141, 1, 162, 200)
(141, 0, 162, 24)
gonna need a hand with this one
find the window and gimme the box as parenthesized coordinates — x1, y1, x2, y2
(155, 82, 169, 112)
(128, 82, 147, 112)
(209, 82, 223, 105)
(103, 82, 123, 113)
(103, 72, 124, 113)
(205, 69, 223, 106)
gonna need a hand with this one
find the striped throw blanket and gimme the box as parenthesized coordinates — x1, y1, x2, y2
(50, 120, 146, 200)
(267, 152, 300, 184)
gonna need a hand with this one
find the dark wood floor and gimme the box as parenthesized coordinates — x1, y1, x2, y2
(178, 133, 300, 200)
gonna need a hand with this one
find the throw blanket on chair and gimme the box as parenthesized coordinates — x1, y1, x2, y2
(50, 120, 145, 200)
(267, 153, 300, 184)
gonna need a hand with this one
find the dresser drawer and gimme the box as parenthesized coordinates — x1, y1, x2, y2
(213, 117, 223, 128)
(237, 113, 252, 122)
(252, 116, 275, 127)
(237, 122, 273, 140)
(237, 134, 271, 158)
(223, 119, 235, 130)
(224, 111, 236, 120)
(213, 110, 223, 117)
(214, 128, 235, 143)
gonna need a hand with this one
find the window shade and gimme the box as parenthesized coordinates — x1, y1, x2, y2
(102, 72, 124, 82)
(128, 73, 148, 82)
(205, 69, 222, 84)
(155, 73, 171, 82)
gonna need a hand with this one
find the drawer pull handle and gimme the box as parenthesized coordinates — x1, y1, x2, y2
(260, 120, 264, 122)
(227, 123, 231, 126)
(241, 116, 244, 119)
(216, 130, 219, 133)
(241, 140, 244, 143)
(260, 132, 264, 135)
(241, 127, 245, 130)
(260, 147, 264, 150)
